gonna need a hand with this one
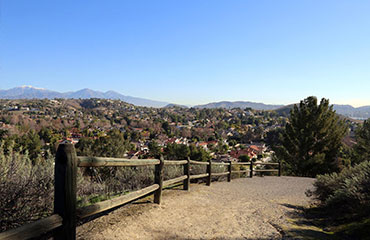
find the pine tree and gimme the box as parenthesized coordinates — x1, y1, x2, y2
(275, 96, 348, 177)
(353, 119, 370, 164)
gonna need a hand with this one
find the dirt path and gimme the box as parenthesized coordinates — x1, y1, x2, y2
(77, 176, 315, 240)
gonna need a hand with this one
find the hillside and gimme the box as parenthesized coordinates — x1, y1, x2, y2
(333, 104, 370, 119)
(164, 104, 189, 108)
(274, 104, 295, 116)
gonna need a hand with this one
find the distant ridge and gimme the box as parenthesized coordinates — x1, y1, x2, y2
(194, 100, 370, 119)
(274, 104, 295, 116)
(164, 104, 189, 108)
(333, 104, 370, 119)
(194, 101, 283, 110)
(1, 86, 369, 119)
(0, 86, 169, 108)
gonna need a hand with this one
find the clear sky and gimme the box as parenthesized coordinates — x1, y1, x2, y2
(1, 0, 370, 106)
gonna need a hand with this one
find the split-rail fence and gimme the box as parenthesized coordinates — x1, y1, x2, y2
(0, 143, 282, 240)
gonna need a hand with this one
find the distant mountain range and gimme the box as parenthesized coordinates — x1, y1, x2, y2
(332, 105, 370, 119)
(194, 101, 370, 119)
(0, 86, 169, 108)
(1, 86, 369, 119)
(194, 101, 283, 110)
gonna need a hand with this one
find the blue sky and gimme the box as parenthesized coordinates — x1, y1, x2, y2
(1, 0, 370, 106)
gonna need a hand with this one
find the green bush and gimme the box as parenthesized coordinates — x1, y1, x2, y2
(309, 161, 370, 218)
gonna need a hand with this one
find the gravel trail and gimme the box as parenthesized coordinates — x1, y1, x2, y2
(77, 176, 314, 240)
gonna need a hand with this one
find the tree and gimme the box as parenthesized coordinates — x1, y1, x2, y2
(238, 154, 250, 162)
(75, 137, 95, 156)
(18, 130, 42, 162)
(189, 144, 211, 162)
(76, 130, 130, 158)
(264, 128, 284, 147)
(148, 141, 161, 158)
(353, 119, 370, 164)
(275, 96, 347, 177)
(164, 143, 190, 160)
(93, 130, 129, 158)
(38, 127, 53, 143)
(162, 122, 170, 135)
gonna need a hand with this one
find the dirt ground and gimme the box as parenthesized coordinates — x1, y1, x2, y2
(77, 176, 315, 240)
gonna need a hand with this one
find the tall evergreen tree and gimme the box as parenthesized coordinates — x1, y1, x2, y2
(353, 119, 370, 164)
(275, 96, 348, 177)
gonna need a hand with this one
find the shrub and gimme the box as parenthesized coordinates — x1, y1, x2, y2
(308, 161, 370, 218)
(0, 141, 54, 232)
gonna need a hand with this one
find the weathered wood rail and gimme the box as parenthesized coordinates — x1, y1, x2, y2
(0, 143, 282, 240)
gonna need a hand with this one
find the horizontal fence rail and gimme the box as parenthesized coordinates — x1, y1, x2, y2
(233, 170, 249, 173)
(189, 160, 209, 165)
(163, 175, 188, 188)
(231, 162, 251, 165)
(164, 160, 188, 165)
(78, 156, 160, 167)
(77, 184, 159, 219)
(256, 162, 279, 165)
(0, 214, 63, 240)
(254, 169, 279, 172)
(211, 162, 231, 166)
(190, 173, 210, 179)
(1, 143, 282, 240)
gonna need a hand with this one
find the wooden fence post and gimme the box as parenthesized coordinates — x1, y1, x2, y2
(206, 159, 212, 186)
(54, 143, 77, 240)
(183, 157, 190, 191)
(249, 161, 253, 178)
(154, 156, 164, 204)
(278, 161, 282, 177)
(227, 161, 232, 182)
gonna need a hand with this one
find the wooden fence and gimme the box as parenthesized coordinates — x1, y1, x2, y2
(0, 143, 282, 240)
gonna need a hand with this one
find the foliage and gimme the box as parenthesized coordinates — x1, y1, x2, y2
(148, 140, 161, 158)
(0, 141, 54, 232)
(238, 154, 250, 162)
(352, 119, 370, 165)
(164, 143, 190, 160)
(17, 130, 42, 161)
(160, 143, 211, 161)
(0, 129, 8, 139)
(264, 127, 283, 147)
(189, 144, 211, 161)
(275, 96, 348, 177)
(75, 129, 132, 157)
(308, 161, 370, 218)
(77, 165, 156, 207)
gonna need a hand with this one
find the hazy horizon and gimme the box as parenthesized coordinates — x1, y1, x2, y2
(1, 85, 369, 108)
(1, 1, 370, 107)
